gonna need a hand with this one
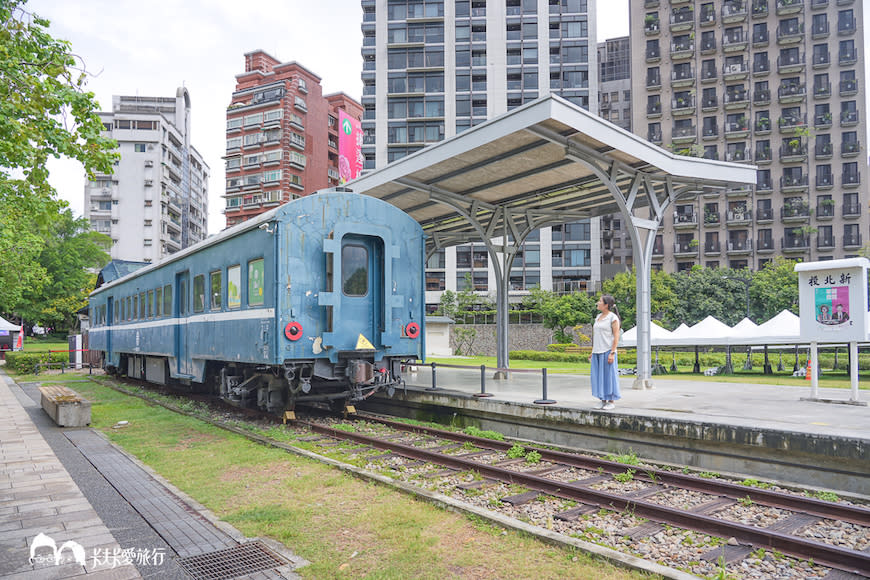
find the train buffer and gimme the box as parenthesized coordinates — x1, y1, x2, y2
(38, 385, 91, 427)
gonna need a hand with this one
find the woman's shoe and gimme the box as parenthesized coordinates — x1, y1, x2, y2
(594, 400, 606, 409)
(602, 402, 615, 410)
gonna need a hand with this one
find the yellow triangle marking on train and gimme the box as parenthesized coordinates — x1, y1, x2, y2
(356, 334, 375, 350)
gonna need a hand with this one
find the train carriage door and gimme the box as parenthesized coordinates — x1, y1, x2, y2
(340, 234, 383, 350)
(106, 297, 114, 359)
(175, 271, 190, 376)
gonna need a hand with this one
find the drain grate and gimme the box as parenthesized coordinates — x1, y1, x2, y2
(176, 541, 289, 579)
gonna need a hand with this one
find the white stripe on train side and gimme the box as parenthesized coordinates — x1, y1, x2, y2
(89, 308, 276, 333)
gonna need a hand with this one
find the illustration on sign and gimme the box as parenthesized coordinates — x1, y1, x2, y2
(814, 286, 850, 326)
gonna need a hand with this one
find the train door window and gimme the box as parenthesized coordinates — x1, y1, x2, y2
(210, 271, 222, 310)
(227, 265, 241, 309)
(193, 274, 206, 312)
(114, 300, 119, 324)
(248, 259, 264, 306)
(163, 284, 172, 316)
(120, 298, 125, 322)
(147, 290, 154, 318)
(132, 295, 138, 320)
(139, 292, 146, 318)
(179, 279, 187, 316)
(125, 297, 131, 320)
(342, 245, 368, 296)
(155, 287, 162, 317)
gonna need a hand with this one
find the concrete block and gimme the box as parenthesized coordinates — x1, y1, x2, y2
(38, 387, 91, 427)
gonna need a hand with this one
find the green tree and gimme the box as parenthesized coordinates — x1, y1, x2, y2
(600, 268, 677, 329)
(526, 287, 596, 343)
(749, 257, 799, 322)
(0, 0, 116, 314)
(671, 266, 753, 327)
(15, 210, 110, 331)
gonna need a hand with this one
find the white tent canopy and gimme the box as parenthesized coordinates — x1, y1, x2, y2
(621, 311, 801, 347)
(0, 317, 19, 332)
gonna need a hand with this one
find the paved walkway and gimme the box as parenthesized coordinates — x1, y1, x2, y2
(406, 365, 870, 440)
(0, 372, 140, 579)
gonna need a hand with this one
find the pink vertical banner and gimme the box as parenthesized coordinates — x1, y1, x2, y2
(338, 110, 362, 184)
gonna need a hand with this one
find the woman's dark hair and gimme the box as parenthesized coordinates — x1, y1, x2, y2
(601, 294, 621, 324)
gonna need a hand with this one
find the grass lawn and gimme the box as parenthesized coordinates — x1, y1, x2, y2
(21, 336, 70, 353)
(425, 355, 868, 390)
(25, 373, 655, 580)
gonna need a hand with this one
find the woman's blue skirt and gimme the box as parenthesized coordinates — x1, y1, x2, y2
(590, 352, 621, 401)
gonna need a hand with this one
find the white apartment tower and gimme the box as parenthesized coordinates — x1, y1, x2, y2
(361, 0, 601, 311)
(85, 88, 209, 263)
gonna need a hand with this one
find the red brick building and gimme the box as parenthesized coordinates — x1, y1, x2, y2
(223, 50, 363, 227)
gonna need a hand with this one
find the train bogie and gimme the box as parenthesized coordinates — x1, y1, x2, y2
(88, 190, 424, 410)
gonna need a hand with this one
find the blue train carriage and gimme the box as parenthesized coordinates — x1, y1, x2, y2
(88, 189, 425, 412)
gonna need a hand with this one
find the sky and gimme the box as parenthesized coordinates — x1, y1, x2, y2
(30, 0, 630, 234)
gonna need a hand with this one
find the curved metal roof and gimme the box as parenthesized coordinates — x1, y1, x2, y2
(348, 95, 757, 253)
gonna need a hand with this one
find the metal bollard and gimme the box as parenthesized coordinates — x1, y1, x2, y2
(427, 362, 438, 391)
(534, 367, 557, 405)
(474, 364, 493, 398)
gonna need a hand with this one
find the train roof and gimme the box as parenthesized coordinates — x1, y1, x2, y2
(90, 189, 402, 295)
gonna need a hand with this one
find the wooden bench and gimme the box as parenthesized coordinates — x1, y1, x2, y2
(38, 385, 91, 427)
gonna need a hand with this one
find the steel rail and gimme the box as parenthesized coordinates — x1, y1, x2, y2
(359, 413, 870, 526)
(300, 420, 870, 576)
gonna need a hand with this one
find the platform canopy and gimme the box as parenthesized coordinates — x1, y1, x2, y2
(347, 95, 757, 386)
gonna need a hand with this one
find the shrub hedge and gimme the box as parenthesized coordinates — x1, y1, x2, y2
(4, 352, 68, 374)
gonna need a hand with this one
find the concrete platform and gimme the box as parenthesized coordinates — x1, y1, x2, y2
(363, 365, 870, 496)
(0, 369, 306, 579)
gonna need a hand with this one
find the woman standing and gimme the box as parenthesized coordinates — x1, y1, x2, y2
(590, 294, 621, 410)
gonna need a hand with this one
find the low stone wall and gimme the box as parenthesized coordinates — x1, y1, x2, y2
(449, 324, 588, 356)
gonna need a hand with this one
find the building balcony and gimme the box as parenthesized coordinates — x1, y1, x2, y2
(777, 22, 804, 44)
(647, 102, 662, 117)
(674, 242, 699, 257)
(781, 204, 811, 221)
(670, 42, 695, 60)
(704, 211, 720, 226)
(816, 201, 836, 218)
(645, 0, 660, 6)
(673, 212, 698, 228)
(727, 185, 753, 197)
(777, 53, 805, 73)
(756, 237, 776, 252)
(752, 0, 769, 17)
(646, 47, 661, 62)
(752, 29, 770, 46)
(725, 149, 749, 162)
(843, 202, 862, 218)
(839, 51, 857, 66)
(812, 21, 829, 38)
(843, 233, 863, 249)
(815, 142, 833, 159)
(670, 10, 695, 32)
(840, 79, 858, 97)
(702, 125, 719, 139)
(756, 207, 774, 222)
(726, 210, 752, 225)
(724, 90, 750, 109)
(723, 62, 750, 81)
(781, 175, 809, 193)
(727, 239, 753, 254)
(838, 17, 856, 35)
(649, 130, 663, 144)
(701, 65, 718, 82)
(723, 32, 748, 52)
(722, 0, 748, 22)
(781, 236, 810, 252)
(840, 111, 859, 127)
(756, 180, 774, 194)
(724, 121, 750, 138)
(841, 141, 861, 157)
(672, 125, 697, 143)
(755, 147, 772, 163)
(810, 0, 827, 7)
(814, 112, 833, 129)
(753, 89, 771, 106)
(813, 82, 831, 99)
(816, 235, 835, 250)
(704, 241, 721, 254)
(700, 5, 717, 25)
(647, 75, 662, 90)
(812, 51, 830, 68)
(672, 97, 695, 115)
(671, 70, 695, 88)
(753, 61, 771, 75)
(652, 244, 665, 257)
(842, 172, 861, 188)
(778, 114, 807, 134)
(776, 0, 804, 15)
(645, 19, 661, 35)
(780, 143, 807, 162)
(755, 118, 772, 134)
(701, 96, 718, 110)
(816, 174, 834, 189)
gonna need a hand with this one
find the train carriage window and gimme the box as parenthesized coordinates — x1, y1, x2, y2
(139, 292, 146, 319)
(155, 287, 162, 317)
(342, 245, 368, 296)
(248, 259, 264, 306)
(132, 295, 138, 320)
(163, 284, 172, 316)
(120, 299, 125, 322)
(114, 301, 119, 324)
(210, 271, 222, 310)
(193, 275, 206, 313)
(228, 265, 241, 309)
(179, 279, 187, 316)
(147, 290, 154, 318)
(126, 297, 131, 321)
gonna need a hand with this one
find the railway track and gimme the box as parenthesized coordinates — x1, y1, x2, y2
(92, 376, 870, 578)
(298, 413, 870, 578)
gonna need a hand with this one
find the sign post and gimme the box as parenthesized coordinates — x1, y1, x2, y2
(794, 258, 869, 404)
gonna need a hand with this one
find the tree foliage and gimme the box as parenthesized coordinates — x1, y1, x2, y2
(671, 266, 753, 327)
(525, 287, 595, 343)
(600, 268, 677, 328)
(0, 0, 116, 313)
(14, 210, 110, 331)
(748, 257, 800, 322)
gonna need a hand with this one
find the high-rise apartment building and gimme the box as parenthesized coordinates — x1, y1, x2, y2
(223, 50, 363, 227)
(361, 0, 601, 311)
(631, 0, 867, 271)
(86, 88, 209, 263)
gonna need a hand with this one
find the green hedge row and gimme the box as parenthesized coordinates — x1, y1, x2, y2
(3, 352, 68, 374)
